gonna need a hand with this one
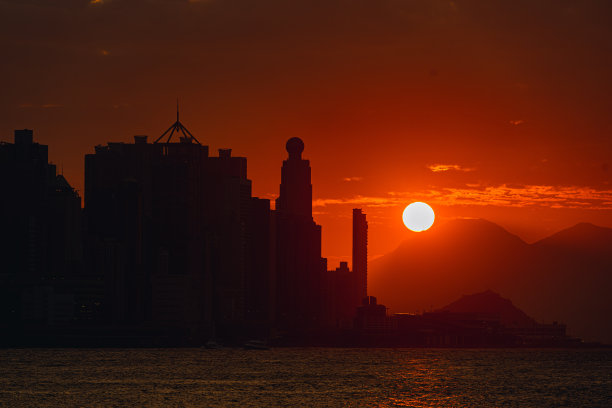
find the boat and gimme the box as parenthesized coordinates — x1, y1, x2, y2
(243, 340, 269, 350)
(204, 339, 224, 349)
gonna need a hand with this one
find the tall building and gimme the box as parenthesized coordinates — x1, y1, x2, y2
(1, 129, 53, 278)
(84, 113, 271, 339)
(275, 137, 327, 331)
(276, 138, 312, 218)
(327, 209, 369, 329)
(0, 129, 83, 326)
(327, 261, 353, 328)
(352, 208, 368, 301)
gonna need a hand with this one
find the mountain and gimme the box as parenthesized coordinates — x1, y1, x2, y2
(438, 290, 536, 329)
(534, 222, 612, 255)
(370, 219, 612, 343)
(370, 218, 530, 315)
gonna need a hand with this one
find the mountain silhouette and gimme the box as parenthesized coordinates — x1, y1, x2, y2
(438, 290, 537, 329)
(370, 219, 612, 343)
(534, 222, 612, 255)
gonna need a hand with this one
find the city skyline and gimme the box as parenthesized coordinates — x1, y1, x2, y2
(1, 126, 378, 345)
(3, 125, 602, 346)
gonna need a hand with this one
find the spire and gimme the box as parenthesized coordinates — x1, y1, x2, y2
(153, 100, 201, 144)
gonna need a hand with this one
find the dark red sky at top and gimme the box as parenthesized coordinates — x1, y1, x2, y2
(1, 0, 611, 267)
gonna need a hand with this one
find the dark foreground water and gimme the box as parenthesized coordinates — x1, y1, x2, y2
(1, 348, 611, 407)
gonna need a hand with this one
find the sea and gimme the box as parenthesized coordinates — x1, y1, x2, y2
(1, 348, 611, 407)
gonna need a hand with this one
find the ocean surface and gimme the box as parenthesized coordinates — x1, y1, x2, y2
(1, 348, 611, 407)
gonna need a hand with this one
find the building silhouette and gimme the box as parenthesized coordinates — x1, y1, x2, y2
(84, 114, 272, 339)
(327, 261, 353, 328)
(327, 209, 369, 328)
(274, 137, 327, 331)
(0, 129, 83, 327)
(0, 125, 584, 348)
(353, 208, 368, 301)
(1, 123, 375, 344)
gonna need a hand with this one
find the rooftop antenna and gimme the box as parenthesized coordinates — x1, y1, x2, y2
(153, 99, 201, 144)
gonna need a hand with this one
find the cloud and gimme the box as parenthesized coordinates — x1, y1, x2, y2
(509, 119, 525, 125)
(312, 211, 329, 215)
(420, 185, 612, 210)
(343, 176, 363, 182)
(428, 164, 475, 172)
(313, 185, 612, 210)
(313, 195, 403, 208)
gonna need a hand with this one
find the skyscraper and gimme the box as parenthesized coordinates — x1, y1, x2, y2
(276, 138, 312, 218)
(352, 208, 368, 301)
(0, 129, 82, 326)
(328, 209, 369, 328)
(275, 138, 327, 331)
(84, 113, 270, 339)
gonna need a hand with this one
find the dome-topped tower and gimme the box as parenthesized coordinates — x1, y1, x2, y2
(286, 137, 304, 160)
(274, 137, 325, 331)
(276, 137, 312, 218)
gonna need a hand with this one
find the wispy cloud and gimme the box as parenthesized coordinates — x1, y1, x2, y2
(313, 185, 612, 210)
(343, 176, 363, 182)
(313, 195, 401, 208)
(421, 185, 612, 210)
(428, 164, 475, 172)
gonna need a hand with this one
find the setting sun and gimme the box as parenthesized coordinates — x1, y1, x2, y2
(402, 202, 435, 232)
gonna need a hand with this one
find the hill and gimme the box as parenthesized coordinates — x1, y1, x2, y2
(369, 219, 612, 343)
(438, 290, 536, 329)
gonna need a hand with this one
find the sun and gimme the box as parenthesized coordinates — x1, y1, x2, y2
(402, 202, 435, 232)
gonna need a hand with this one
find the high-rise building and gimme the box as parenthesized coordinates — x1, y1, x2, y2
(0, 129, 83, 326)
(1, 129, 53, 278)
(84, 114, 271, 339)
(276, 138, 312, 218)
(327, 209, 369, 329)
(274, 137, 327, 331)
(352, 208, 368, 301)
(327, 261, 353, 328)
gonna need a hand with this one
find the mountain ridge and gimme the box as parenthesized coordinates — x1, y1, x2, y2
(369, 218, 612, 343)
(438, 290, 537, 329)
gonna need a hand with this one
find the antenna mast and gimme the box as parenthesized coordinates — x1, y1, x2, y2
(153, 99, 201, 144)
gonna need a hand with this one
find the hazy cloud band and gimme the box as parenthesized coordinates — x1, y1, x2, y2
(313, 185, 612, 210)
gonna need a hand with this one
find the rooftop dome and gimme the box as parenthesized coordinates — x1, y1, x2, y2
(286, 137, 304, 159)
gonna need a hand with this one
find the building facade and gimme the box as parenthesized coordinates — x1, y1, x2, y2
(84, 119, 272, 339)
(0, 129, 83, 326)
(274, 137, 327, 332)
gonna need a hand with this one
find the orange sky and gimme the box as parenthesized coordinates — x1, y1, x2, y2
(1, 0, 611, 268)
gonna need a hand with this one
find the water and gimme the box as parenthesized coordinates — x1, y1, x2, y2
(1, 348, 611, 407)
